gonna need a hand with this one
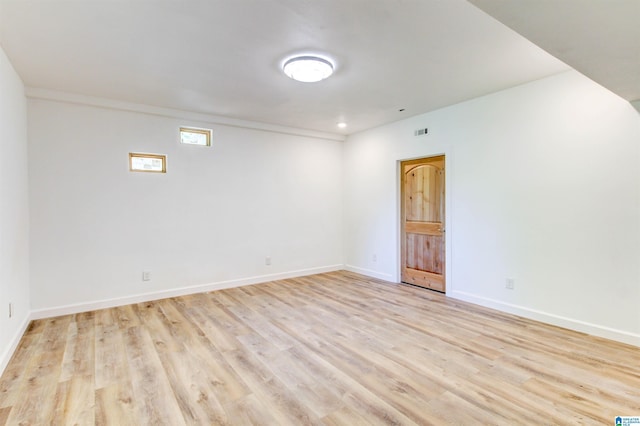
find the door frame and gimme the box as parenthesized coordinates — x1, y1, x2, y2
(397, 153, 451, 294)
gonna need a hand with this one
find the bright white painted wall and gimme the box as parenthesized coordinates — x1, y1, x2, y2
(28, 99, 343, 312)
(0, 47, 30, 371)
(344, 70, 640, 345)
(18, 68, 640, 348)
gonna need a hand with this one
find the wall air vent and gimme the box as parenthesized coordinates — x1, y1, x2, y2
(414, 128, 428, 136)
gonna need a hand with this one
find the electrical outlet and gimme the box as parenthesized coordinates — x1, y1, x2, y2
(506, 278, 515, 290)
(142, 271, 151, 281)
(265, 256, 272, 266)
(372, 254, 377, 262)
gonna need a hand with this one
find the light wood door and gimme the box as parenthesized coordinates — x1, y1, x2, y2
(401, 156, 445, 292)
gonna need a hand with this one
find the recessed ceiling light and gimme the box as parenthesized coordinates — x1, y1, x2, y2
(283, 56, 334, 83)
(337, 122, 347, 129)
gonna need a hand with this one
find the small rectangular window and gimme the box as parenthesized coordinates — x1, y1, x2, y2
(180, 127, 211, 146)
(129, 153, 166, 173)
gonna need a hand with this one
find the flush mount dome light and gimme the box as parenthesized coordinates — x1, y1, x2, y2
(283, 56, 334, 83)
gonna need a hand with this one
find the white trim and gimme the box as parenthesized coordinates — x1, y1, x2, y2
(0, 313, 32, 376)
(25, 88, 346, 143)
(344, 264, 395, 282)
(450, 290, 640, 347)
(5, 266, 638, 376)
(30, 264, 344, 320)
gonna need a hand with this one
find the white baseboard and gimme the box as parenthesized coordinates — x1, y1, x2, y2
(30, 264, 344, 320)
(2, 265, 342, 376)
(450, 290, 640, 347)
(8, 266, 637, 378)
(344, 264, 395, 282)
(0, 312, 32, 376)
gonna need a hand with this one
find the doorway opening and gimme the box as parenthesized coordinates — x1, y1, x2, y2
(400, 155, 446, 292)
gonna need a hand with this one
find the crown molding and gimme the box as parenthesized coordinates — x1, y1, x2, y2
(25, 87, 346, 142)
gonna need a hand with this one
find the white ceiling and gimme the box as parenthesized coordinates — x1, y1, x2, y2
(0, 0, 576, 135)
(470, 0, 640, 106)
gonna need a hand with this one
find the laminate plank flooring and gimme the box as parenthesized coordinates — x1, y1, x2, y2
(1, 271, 639, 425)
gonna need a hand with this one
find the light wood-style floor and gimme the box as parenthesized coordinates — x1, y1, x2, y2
(1, 271, 639, 425)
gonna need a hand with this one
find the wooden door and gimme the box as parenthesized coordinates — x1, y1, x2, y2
(401, 156, 445, 292)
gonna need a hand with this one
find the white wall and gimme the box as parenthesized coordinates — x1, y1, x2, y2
(19, 68, 640, 349)
(28, 99, 343, 314)
(0, 47, 30, 372)
(344, 70, 640, 345)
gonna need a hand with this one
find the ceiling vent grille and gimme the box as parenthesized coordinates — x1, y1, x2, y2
(414, 127, 428, 136)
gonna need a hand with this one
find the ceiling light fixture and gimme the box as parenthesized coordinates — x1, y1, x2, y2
(337, 122, 347, 129)
(283, 56, 334, 83)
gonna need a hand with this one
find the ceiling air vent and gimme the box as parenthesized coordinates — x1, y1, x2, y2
(414, 127, 428, 136)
